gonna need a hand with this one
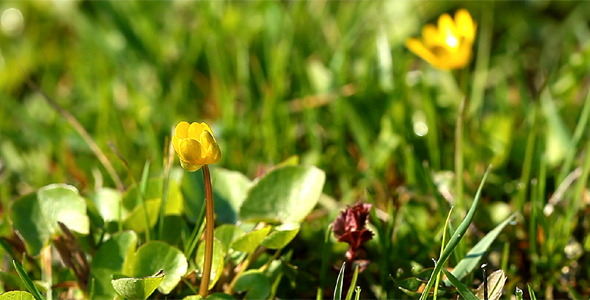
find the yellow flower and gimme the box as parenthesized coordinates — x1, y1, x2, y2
(405, 9, 476, 70)
(172, 121, 221, 172)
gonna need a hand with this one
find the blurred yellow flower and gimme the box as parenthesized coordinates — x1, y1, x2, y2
(172, 121, 221, 172)
(406, 9, 476, 70)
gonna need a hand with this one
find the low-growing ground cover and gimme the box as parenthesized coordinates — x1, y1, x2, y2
(1, 1, 590, 299)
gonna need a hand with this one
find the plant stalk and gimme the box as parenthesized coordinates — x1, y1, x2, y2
(199, 165, 215, 297)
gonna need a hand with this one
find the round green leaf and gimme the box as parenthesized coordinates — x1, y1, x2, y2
(214, 224, 245, 253)
(88, 187, 122, 223)
(181, 168, 251, 223)
(124, 241, 188, 294)
(260, 223, 300, 249)
(10, 184, 89, 255)
(111, 270, 165, 300)
(122, 177, 184, 216)
(211, 168, 251, 224)
(239, 166, 325, 223)
(195, 238, 225, 290)
(91, 231, 138, 299)
(230, 226, 271, 253)
(123, 199, 160, 233)
(233, 270, 270, 300)
(0, 291, 35, 300)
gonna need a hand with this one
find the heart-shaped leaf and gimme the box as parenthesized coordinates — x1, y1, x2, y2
(123, 241, 188, 294)
(122, 178, 184, 216)
(239, 166, 325, 223)
(10, 184, 89, 255)
(260, 223, 300, 249)
(0, 291, 36, 300)
(88, 187, 122, 223)
(111, 270, 165, 300)
(233, 270, 270, 300)
(90, 231, 138, 299)
(214, 225, 245, 253)
(230, 226, 271, 253)
(123, 199, 160, 233)
(182, 168, 251, 224)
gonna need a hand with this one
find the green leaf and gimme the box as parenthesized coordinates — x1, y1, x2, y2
(344, 265, 359, 300)
(260, 223, 300, 249)
(527, 284, 537, 300)
(10, 184, 89, 255)
(475, 269, 507, 300)
(230, 226, 272, 253)
(447, 213, 516, 283)
(123, 198, 160, 233)
(0, 291, 36, 300)
(333, 262, 345, 300)
(211, 168, 252, 224)
(160, 215, 189, 246)
(12, 261, 44, 300)
(239, 166, 325, 223)
(419, 166, 492, 300)
(111, 270, 165, 300)
(122, 177, 184, 216)
(123, 241, 188, 294)
(214, 224, 245, 253)
(88, 187, 122, 223)
(195, 238, 225, 289)
(441, 268, 478, 300)
(182, 168, 250, 224)
(234, 270, 270, 300)
(90, 231, 138, 299)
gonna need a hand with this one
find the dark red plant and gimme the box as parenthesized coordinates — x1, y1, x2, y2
(332, 201, 373, 264)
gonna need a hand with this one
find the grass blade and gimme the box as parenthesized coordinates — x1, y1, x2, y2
(441, 268, 478, 300)
(333, 262, 346, 300)
(527, 284, 537, 300)
(419, 165, 492, 300)
(447, 213, 517, 283)
(13, 260, 45, 300)
(434, 206, 454, 299)
(345, 265, 359, 300)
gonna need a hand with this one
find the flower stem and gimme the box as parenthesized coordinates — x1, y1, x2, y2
(200, 165, 215, 297)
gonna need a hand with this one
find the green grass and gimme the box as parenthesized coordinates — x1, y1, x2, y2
(1, 1, 590, 299)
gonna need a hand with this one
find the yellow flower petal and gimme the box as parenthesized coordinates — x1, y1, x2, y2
(200, 130, 221, 164)
(172, 121, 221, 171)
(172, 135, 181, 157)
(455, 9, 476, 42)
(422, 24, 442, 48)
(437, 13, 457, 41)
(175, 121, 190, 139)
(179, 160, 203, 172)
(405, 38, 437, 67)
(201, 122, 217, 141)
(188, 122, 205, 140)
(406, 9, 475, 70)
(179, 138, 204, 164)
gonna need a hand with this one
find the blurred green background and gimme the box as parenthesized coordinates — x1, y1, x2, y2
(1, 0, 590, 298)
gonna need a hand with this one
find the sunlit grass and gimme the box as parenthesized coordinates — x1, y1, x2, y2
(1, 1, 590, 298)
